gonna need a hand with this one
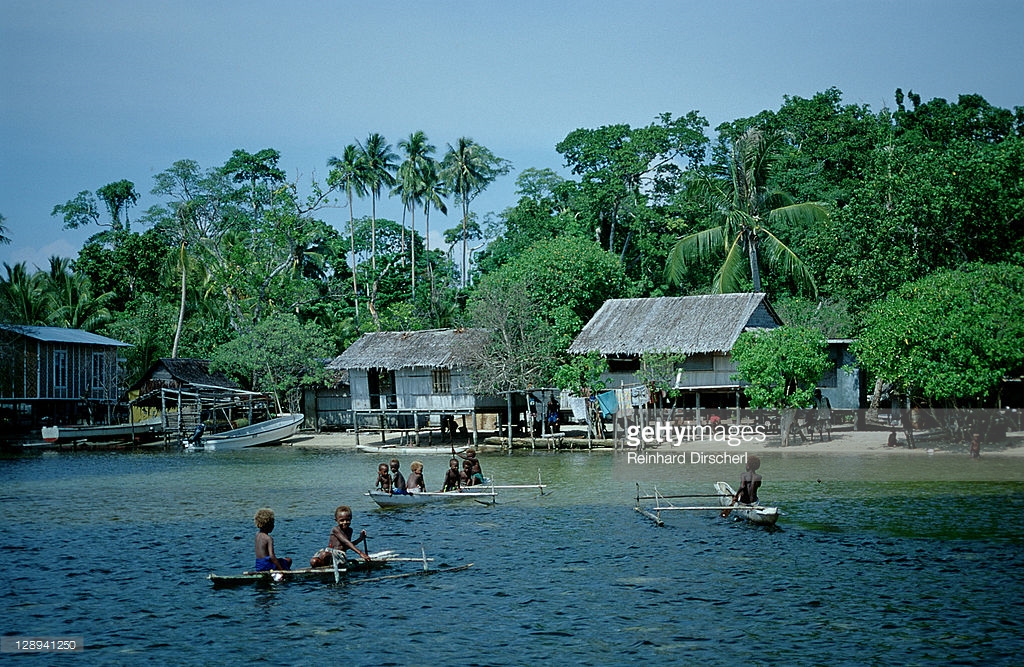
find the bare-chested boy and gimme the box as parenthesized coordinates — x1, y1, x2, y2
(309, 505, 370, 567)
(253, 508, 292, 572)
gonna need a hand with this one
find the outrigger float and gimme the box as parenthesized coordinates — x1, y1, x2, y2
(208, 548, 472, 588)
(634, 482, 780, 527)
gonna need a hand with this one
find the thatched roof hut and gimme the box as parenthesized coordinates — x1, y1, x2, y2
(130, 358, 240, 395)
(330, 328, 491, 371)
(568, 293, 781, 356)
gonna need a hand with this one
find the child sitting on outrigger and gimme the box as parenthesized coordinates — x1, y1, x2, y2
(376, 462, 392, 493)
(734, 455, 762, 504)
(406, 460, 425, 492)
(253, 508, 292, 572)
(309, 505, 370, 567)
(441, 458, 462, 492)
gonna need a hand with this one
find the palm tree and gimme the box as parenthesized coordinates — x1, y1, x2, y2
(0, 262, 47, 325)
(442, 138, 506, 288)
(41, 256, 112, 331)
(397, 131, 435, 293)
(666, 126, 826, 295)
(420, 158, 448, 259)
(357, 133, 398, 273)
(327, 145, 368, 321)
(0, 213, 10, 246)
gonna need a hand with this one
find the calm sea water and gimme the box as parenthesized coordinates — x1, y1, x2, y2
(2, 445, 1022, 666)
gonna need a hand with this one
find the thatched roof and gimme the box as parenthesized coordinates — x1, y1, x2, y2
(329, 329, 491, 371)
(568, 294, 781, 356)
(130, 358, 240, 392)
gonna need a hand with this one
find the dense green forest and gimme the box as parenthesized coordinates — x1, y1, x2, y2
(2, 88, 1023, 413)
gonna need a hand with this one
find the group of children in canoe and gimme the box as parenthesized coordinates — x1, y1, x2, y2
(374, 448, 485, 495)
(251, 447, 486, 573)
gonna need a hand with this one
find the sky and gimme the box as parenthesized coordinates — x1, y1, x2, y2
(2, 0, 1022, 271)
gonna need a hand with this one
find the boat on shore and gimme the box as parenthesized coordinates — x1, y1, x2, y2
(41, 416, 165, 444)
(356, 443, 472, 455)
(193, 413, 304, 451)
(633, 482, 780, 527)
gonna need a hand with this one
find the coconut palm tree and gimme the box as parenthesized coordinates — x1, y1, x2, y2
(0, 262, 47, 325)
(0, 213, 11, 246)
(328, 144, 368, 321)
(420, 158, 448, 259)
(357, 133, 398, 273)
(666, 126, 826, 296)
(396, 131, 436, 293)
(41, 256, 112, 331)
(442, 138, 510, 288)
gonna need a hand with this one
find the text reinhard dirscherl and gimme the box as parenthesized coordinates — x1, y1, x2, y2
(622, 423, 768, 466)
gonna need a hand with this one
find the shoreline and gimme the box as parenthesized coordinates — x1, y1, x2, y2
(288, 425, 1024, 458)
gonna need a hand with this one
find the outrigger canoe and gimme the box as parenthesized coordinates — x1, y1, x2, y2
(208, 548, 471, 588)
(367, 487, 499, 507)
(633, 482, 779, 527)
(367, 474, 549, 508)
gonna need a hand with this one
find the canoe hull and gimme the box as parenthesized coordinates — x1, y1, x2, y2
(366, 488, 497, 508)
(715, 481, 779, 526)
(208, 554, 390, 588)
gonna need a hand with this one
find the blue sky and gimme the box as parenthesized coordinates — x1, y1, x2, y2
(2, 0, 1022, 270)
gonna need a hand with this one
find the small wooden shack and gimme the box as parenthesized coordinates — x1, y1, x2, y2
(330, 328, 505, 444)
(0, 324, 131, 432)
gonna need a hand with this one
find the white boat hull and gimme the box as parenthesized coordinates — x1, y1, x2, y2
(42, 416, 165, 443)
(715, 481, 779, 526)
(355, 443, 502, 455)
(366, 488, 498, 507)
(199, 414, 304, 450)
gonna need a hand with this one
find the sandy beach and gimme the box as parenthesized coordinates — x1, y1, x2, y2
(288, 424, 1024, 458)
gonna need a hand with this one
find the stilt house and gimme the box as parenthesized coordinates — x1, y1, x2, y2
(0, 324, 130, 432)
(568, 293, 860, 414)
(330, 328, 505, 437)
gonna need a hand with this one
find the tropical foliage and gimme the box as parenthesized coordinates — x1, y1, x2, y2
(1, 88, 1018, 409)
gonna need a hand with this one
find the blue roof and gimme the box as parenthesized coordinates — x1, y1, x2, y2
(0, 324, 131, 347)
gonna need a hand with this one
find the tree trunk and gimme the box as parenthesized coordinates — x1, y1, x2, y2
(747, 230, 762, 292)
(866, 377, 884, 424)
(171, 241, 186, 358)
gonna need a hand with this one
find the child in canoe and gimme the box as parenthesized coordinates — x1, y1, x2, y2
(376, 462, 392, 493)
(253, 508, 292, 572)
(406, 460, 426, 492)
(441, 458, 461, 492)
(309, 505, 370, 567)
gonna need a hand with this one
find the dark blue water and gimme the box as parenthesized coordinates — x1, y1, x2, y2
(2, 447, 1022, 666)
